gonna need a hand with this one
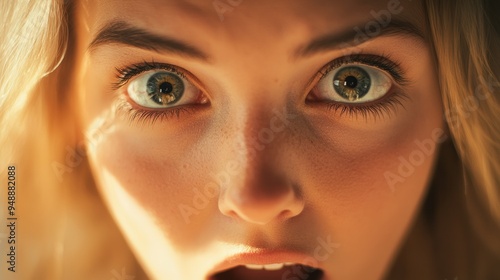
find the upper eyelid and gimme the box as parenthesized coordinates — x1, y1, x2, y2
(317, 54, 409, 86)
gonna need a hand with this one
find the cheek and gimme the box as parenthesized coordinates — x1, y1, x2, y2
(89, 127, 190, 215)
(85, 156, 186, 278)
(84, 116, 225, 252)
(299, 112, 441, 233)
(302, 103, 443, 199)
(83, 126, 213, 278)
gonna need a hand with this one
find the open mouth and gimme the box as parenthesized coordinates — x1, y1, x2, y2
(210, 263, 324, 280)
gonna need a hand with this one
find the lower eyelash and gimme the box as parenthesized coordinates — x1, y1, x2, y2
(114, 98, 194, 125)
(325, 90, 409, 121)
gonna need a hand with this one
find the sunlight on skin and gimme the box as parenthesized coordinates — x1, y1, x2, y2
(91, 168, 184, 279)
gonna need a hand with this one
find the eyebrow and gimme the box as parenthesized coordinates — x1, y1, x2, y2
(87, 21, 210, 61)
(294, 19, 425, 59)
(88, 19, 423, 62)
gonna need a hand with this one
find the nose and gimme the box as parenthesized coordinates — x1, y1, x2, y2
(217, 110, 304, 225)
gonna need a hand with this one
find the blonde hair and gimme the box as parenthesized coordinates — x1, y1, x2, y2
(428, 0, 500, 223)
(0, 0, 498, 279)
(1, 0, 143, 279)
(388, 0, 500, 278)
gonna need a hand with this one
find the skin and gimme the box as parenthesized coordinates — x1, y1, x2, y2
(72, 0, 444, 279)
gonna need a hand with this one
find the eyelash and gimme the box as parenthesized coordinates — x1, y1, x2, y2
(113, 54, 410, 124)
(314, 54, 410, 120)
(114, 100, 194, 125)
(114, 61, 187, 89)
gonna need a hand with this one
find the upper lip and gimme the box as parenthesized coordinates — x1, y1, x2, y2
(207, 249, 323, 278)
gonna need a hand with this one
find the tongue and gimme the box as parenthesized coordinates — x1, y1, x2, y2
(213, 265, 322, 280)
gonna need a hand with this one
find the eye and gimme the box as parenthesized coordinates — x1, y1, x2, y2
(127, 70, 203, 109)
(312, 64, 392, 103)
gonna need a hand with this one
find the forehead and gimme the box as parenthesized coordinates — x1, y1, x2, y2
(83, 0, 425, 41)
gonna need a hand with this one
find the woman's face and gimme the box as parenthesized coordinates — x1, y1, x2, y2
(73, 0, 443, 279)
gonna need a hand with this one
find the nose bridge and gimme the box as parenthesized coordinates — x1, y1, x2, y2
(217, 101, 303, 225)
(237, 103, 290, 161)
(228, 98, 295, 183)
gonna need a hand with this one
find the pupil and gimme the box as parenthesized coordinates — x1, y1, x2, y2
(159, 82, 173, 93)
(344, 76, 358, 88)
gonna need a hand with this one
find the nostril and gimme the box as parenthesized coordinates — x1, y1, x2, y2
(226, 210, 239, 220)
